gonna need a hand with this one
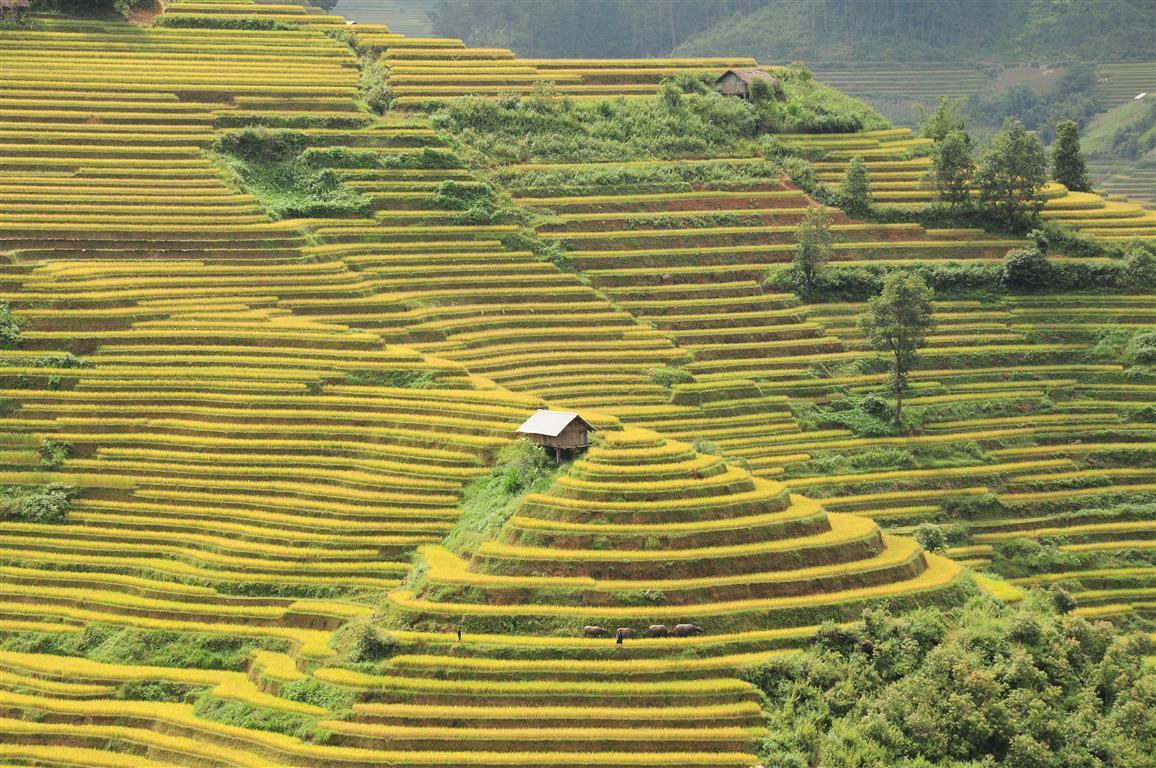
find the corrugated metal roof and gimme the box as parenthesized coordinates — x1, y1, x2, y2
(515, 409, 592, 437)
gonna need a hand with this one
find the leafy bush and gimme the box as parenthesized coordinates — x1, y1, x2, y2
(360, 56, 392, 114)
(381, 147, 460, 170)
(691, 436, 720, 455)
(37, 440, 73, 469)
(647, 366, 695, 389)
(1003, 245, 1054, 291)
(1126, 331, 1156, 364)
(26, 352, 88, 369)
(1123, 242, 1156, 286)
(913, 522, 948, 552)
(747, 76, 779, 105)
(432, 86, 758, 164)
(0, 303, 22, 348)
(0, 483, 74, 523)
(942, 492, 1007, 520)
(214, 113, 373, 130)
(793, 396, 895, 437)
(434, 180, 508, 223)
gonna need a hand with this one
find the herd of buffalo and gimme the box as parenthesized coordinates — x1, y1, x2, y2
(583, 623, 702, 638)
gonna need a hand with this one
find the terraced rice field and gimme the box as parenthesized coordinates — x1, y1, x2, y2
(0, 1, 1151, 765)
(330, 0, 436, 35)
(341, 20, 778, 110)
(499, 150, 1153, 624)
(808, 64, 993, 125)
(1088, 159, 1156, 207)
(1097, 63, 1156, 106)
(782, 128, 1156, 239)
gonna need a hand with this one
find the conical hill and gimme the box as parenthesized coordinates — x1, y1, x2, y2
(390, 428, 964, 634)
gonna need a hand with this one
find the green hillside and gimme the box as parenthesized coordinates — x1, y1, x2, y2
(674, 0, 1156, 64)
(0, 1, 1153, 766)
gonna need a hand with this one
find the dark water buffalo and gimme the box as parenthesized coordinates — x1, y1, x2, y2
(646, 624, 670, 638)
(672, 623, 703, 637)
(583, 625, 609, 638)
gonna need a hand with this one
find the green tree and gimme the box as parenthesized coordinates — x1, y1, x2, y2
(926, 128, 974, 206)
(1051, 119, 1091, 192)
(918, 96, 967, 141)
(859, 272, 934, 425)
(791, 206, 833, 299)
(976, 118, 1049, 231)
(840, 156, 871, 214)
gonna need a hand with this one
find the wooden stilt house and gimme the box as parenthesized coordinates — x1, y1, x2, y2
(515, 409, 595, 462)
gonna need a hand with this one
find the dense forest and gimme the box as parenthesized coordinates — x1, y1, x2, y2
(429, 0, 770, 58)
(428, 0, 1155, 64)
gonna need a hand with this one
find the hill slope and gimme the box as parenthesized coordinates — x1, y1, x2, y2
(0, 0, 1152, 765)
(674, 0, 1156, 64)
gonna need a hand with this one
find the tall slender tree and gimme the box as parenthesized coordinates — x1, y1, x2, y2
(791, 206, 833, 300)
(1051, 119, 1091, 193)
(926, 129, 974, 206)
(840, 156, 871, 215)
(859, 272, 935, 425)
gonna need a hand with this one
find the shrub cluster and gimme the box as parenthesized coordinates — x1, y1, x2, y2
(792, 395, 896, 437)
(0, 483, 74, 523)
(211, 128, 370, 220)
(158, 16, 299, 30)
(434, 66, 887, 166)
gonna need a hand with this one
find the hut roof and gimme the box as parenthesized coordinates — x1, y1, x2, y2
(716, 68, 777, 85)
(516, 409, 594, 438)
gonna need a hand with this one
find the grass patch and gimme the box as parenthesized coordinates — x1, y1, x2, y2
(439, 439, 557, 559)
(193, 695, 329, 742)
(0, 625, 282, 672)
